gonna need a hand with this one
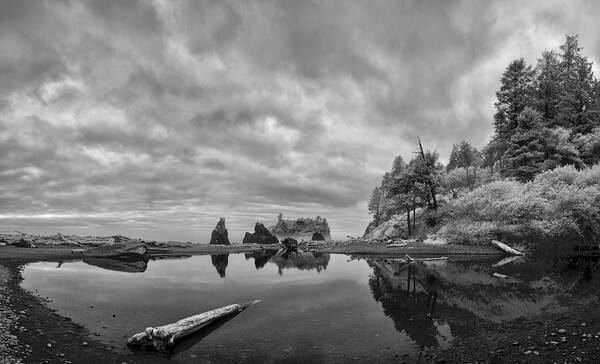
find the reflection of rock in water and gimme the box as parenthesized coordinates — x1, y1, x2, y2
(211, 254, 229, 278)
(269, 251, 330, 275)
(245, 249, 278, 269)
(82, 256, 149, 273)
(244, 249, 330, 274)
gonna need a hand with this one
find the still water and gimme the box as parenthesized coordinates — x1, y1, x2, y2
(20, 252, 600, 363)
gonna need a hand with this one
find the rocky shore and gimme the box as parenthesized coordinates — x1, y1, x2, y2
(430, 312, 600, 363)
(0, 265, 23, 364)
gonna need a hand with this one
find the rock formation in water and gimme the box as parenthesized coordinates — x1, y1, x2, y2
(269, 213, 331, 241)
(209, 218, 230, 245)
(242, 223, 279, 244)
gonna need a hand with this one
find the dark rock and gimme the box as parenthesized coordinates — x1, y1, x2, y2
(282, 237, 299, 251)
(311, 232, 325, 241)
(209, 218, 230, 245)
(242, 223, 279, 244)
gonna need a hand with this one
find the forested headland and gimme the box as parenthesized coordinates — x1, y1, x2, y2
(366, 35, 600, 248)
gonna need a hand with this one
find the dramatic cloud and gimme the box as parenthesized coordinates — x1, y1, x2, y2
(1, 0, 600, 241)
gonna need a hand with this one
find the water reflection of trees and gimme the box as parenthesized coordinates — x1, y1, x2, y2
(366, 255, 600, 350)
(245, 249, 330, 274)
(368, 260, 474, 351)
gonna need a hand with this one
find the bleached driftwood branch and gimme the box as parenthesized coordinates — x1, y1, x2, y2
(127, 300, 261, 352)
(491, 240, 525, 256)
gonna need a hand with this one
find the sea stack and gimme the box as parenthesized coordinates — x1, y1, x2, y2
(242, 223, 279, 244)
(270, 214, 331, 241)
(209, 218, 230, 245)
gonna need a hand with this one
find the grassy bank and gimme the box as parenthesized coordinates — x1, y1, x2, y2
(436, 164, 600, 247)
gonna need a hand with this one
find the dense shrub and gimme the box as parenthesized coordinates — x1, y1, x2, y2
(438, 164, 600, 245)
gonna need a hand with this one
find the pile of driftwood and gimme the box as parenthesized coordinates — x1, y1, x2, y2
(72, 241, 149, 258)
(0, 231, 194, 252)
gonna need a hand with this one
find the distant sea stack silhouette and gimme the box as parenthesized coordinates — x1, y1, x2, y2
(209, 218, 230, 245)
(270, 213, 331, 241)
(242, 223, 279, 244)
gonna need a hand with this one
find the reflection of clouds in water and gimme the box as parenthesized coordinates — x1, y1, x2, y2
(22, 253, 414, 362)
(25, 253, 600, 359)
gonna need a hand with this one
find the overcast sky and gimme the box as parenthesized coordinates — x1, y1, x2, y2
(1, 0, 600, 242)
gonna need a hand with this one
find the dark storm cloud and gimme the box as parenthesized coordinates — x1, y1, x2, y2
(1, 0, 600, 240)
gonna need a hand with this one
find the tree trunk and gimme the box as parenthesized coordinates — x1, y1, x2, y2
(418, 137, 438, 210)
(406, 208, 412, 236)
(412, 203, 416, 231)
(430, 187, 438, 210)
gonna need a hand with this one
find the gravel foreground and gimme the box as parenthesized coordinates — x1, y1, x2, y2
(0, 264, 23, 364)
(0, 260, 173, 364)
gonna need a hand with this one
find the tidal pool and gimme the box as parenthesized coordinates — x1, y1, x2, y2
(20, 252, 600, 363)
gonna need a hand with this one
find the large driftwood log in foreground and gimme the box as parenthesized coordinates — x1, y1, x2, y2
(491, 240, 525, 256)
(127, 300, 261, 352)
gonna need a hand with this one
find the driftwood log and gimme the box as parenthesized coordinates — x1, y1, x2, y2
(127, 300, 261, 352)
(386, 243, 407, 248)
(491, 240, 525, 256)
(73, 241, 148, 258)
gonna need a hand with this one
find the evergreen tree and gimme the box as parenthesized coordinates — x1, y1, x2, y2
(415, 138, 442, 209)
(502, 107, 547, 181)
(534, 50, 561, 123)
(446, 144, 459, 172)
(481, 139, 505, 175)
(556, 34, 598, 133)
(558, 54, 596, 133)
(493, 58, 535, 151)
(384, 156, 415, 235)
(368, 186, 384, 227)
